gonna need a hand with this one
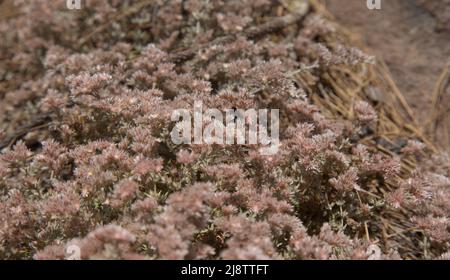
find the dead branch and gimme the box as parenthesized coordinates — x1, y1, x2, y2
(168, 12, 308, 63)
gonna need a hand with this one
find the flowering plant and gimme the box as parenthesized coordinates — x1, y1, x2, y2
(0, 0, 448, 260)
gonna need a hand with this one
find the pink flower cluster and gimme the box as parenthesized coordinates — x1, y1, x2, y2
(0, 0, 448, 260)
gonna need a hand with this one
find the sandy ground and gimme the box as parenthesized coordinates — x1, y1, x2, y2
(323, 0, 450, 130)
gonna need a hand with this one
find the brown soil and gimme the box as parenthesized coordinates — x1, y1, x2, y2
(323, 0, 450, 149)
